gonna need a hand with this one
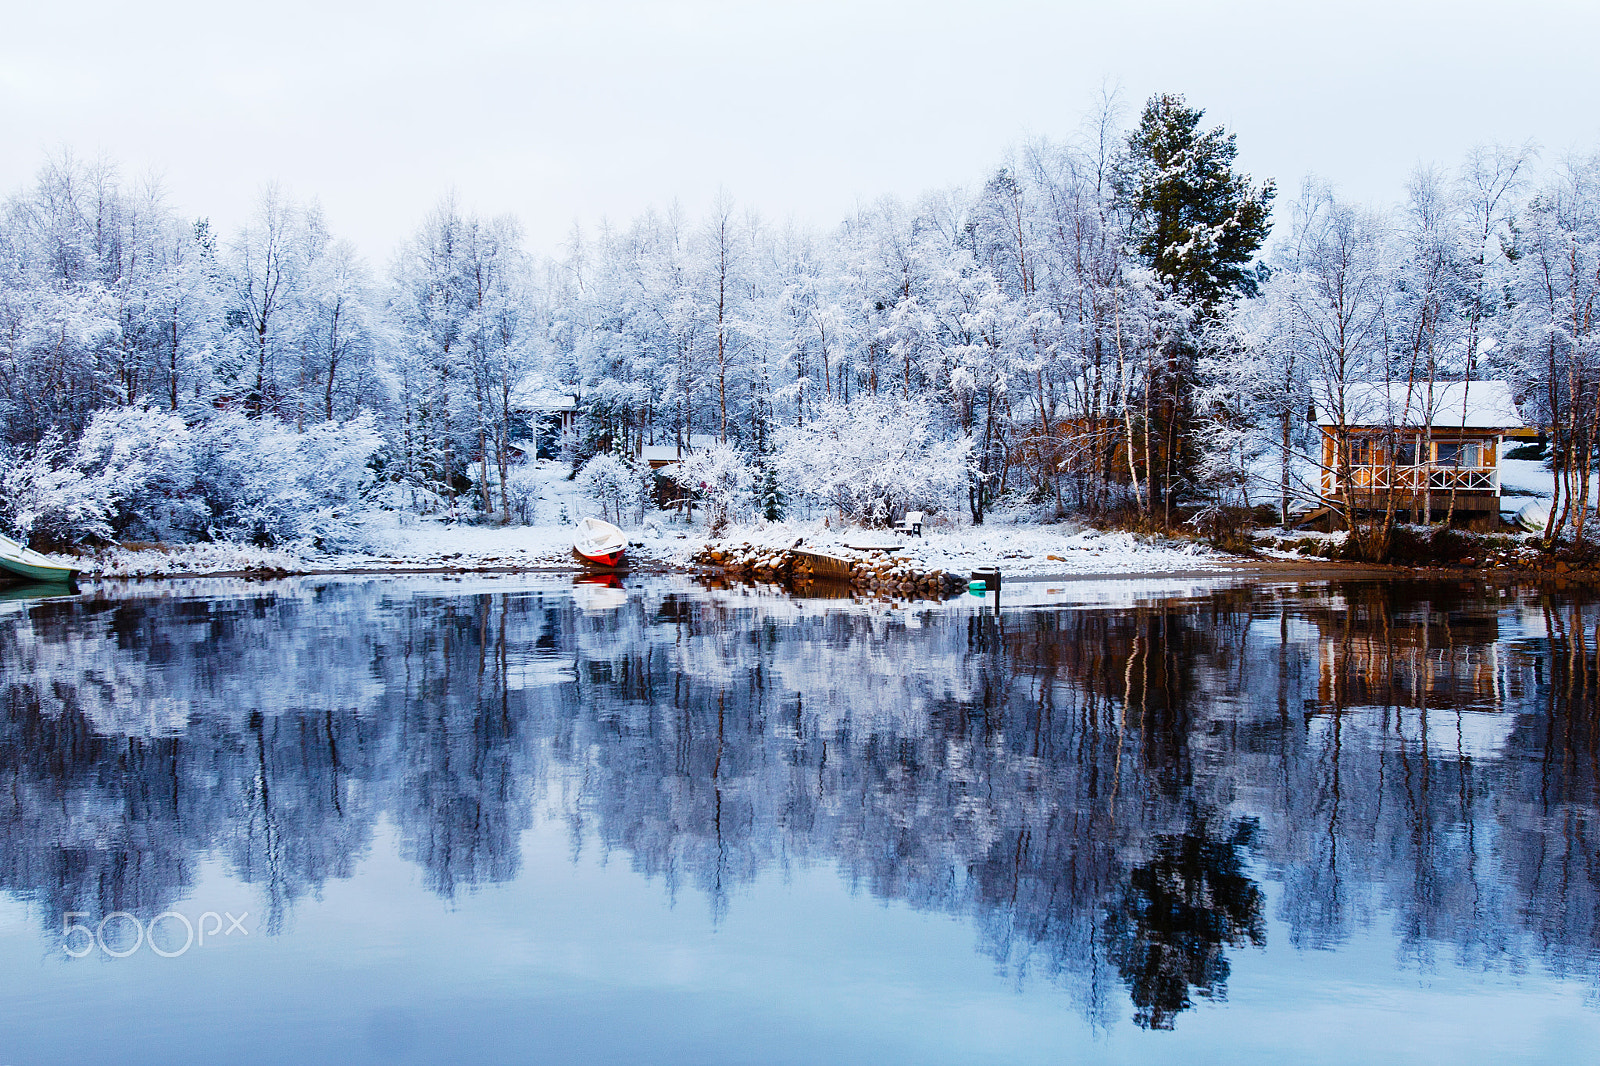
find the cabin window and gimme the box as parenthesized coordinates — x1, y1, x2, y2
(1395, 438, 1426, 466)
(1435, 441, 1483, 468)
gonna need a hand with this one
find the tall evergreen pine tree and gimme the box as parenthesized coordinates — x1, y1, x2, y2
(753, 407, 784, 522)
(1115, 93, 1275, 521)
(1117, 94, 1275, 313)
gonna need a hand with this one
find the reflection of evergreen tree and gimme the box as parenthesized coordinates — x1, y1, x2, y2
(1103, 813, 1265, 1030)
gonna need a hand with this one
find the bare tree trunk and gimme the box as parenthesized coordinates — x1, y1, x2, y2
(1113, 291, 1144, 516)
(1280, 410, 1292, 527)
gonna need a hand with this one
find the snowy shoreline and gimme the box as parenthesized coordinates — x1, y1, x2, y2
(30, 516, 1255, 582)
(6, 515, 1561, 591)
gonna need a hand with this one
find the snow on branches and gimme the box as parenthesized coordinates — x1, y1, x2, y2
(580, 453, 650, 527)
(775, 397, 967, 525)
(668, 442, 754, 532)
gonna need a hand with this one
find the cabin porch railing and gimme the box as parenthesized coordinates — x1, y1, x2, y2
(1322, 464, 1498, 497)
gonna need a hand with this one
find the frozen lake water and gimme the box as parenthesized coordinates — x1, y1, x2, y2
(0, 572, 1596, 1063)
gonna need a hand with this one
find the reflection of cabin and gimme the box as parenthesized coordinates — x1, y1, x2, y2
(1318, 637, 1506, 712)
(1311, 381, 1534, 528)
(1309, 604, 1514, 712)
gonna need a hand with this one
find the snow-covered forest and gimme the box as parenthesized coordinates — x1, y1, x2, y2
(3, 92, 1596, 556)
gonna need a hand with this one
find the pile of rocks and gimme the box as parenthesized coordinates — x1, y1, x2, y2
(691, 542, 965, 598)
(843, 550, 959, 597)
(692, 542, 797, 582)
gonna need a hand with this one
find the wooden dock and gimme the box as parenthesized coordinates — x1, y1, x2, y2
(790, 549, 854, 581)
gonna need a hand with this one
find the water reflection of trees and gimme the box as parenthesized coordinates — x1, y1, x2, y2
(0, 577, 1596, 1028)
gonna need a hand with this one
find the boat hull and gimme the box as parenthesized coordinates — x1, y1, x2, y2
(1515, 501, 1550, 533)
(572, 546, 626, 569)
(0, 583, 79, 604)
(0, 536, 79, 583)
(0, 558, 78, 582)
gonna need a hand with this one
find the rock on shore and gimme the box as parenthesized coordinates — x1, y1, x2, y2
(691, 541, 966, 598)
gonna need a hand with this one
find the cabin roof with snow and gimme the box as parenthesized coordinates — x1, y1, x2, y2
(1311, 381, 1527, 432)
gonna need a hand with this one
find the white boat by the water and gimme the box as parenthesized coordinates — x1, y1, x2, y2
(0, 533, 79, 583)
(1515, 501, 1551, 533)
(572, 517, 628, 568)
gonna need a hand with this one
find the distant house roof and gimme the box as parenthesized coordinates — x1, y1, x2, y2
(1311, 381, 1526, 431)
(639, 446, 682, 465)
(640, 438, 720, 466)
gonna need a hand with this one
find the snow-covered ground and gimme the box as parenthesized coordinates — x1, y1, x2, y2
(698, 516, 1230, 578)
(75, 515, 1231, 580)
(1499, 456, 1551, 499)
(82, 517, 693, 577)
(903, 523, 1226, 576)
(1496, 455, 1587, 502)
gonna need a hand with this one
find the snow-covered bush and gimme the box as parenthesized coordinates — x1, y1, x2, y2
(579, 453, 648, 526)
(190, 415, 300, 543)
(0, 437, 109, 545)
(774, 398, 968, 525)
(0, 408, 382, 549)
(73, 406, 201, 539)
(291, 416, 385, 546)
(667, 442, 754, 531)
(189, 412, 381, 547)
(0, 407, 195, 546)
(503, 461, 543, 524)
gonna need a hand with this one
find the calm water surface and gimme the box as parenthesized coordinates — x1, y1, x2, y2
(0, 573, 1597, 1064)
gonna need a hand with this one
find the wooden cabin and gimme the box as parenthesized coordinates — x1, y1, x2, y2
(638, 445, 685, 509)
(1310, 381, 1533, 528)
(639, 442, 718, 511)
(511, 389, 580, 459)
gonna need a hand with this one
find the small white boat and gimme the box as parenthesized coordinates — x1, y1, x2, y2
(1515, 501, 1550, 533)
(572, 517, 628, 568)
(0, 533, 79, 583)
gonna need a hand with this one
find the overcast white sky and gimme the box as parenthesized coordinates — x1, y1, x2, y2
(3, 0, 1596, 262)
